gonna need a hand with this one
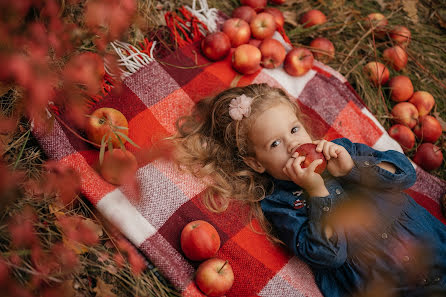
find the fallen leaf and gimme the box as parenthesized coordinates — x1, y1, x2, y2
(93, 279, 117, 297)
(433, 112, 446, 132)
(402, 0, 419, 24)
(283, 11, 298, 27)
(375, 0, 386, 11)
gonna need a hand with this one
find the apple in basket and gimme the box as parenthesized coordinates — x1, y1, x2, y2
(295, 143, 327, 174)
(413, 115, 442, 143)
(222, 18, 251, 48)
(363, 61, 389, 86)
(264, 7, 284, 29)
(240, 0, 266, 11)
(100, 149, 138, 185)
(412, 143, 443, 171)
(259, 38, 286, 69)
(383, 45, 408, 71)
(310, 37, 335, 63)
(195, 258, 234, 297)
(232, 6, 257, 23)
(201, 32, 231, 61)
(284, 48, 314, 77)
(299, 9, 327, 28)
(232, 44, 262, 74)
(391, 102, 419, 129)
(388, 75, 414, 102)
(181, 220, 221, 261)
(85, 107, 129, 148)
(388, 124, 415, 152)
(250, 12, 277, 40)
(409, 91, 435, 117)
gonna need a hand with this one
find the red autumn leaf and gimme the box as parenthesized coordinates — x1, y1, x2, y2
(0, 258, 10, 287)
(63, 52, 105, 95)
(51, 243, 79, 271)
(43, 161, 81, 207)
(56, 214, 100, 246)
(8, 207, 38, 248)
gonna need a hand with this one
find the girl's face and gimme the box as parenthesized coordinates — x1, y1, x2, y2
(246, 102, 313, 180)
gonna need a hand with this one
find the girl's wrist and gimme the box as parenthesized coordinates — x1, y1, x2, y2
(307, 185, 329, 197)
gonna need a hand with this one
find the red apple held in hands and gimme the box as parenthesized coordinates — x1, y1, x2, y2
(232, 6, 257, 23)
(391, 102, 419, 129)
(310, 37, 335, 63)
(295, 143, 327, 174)
(259, 38, 286, 68)
(264, 7, 284, 28)
(383, 45, 408, 71)
(201, 32, 231, 61)
(222, 18, 251, 47)
(232, 44, 262, 74)
(284, 47, 314, 77)
(409, 91, 435, 117)
(412, 143, 443, 171)
(181, 220, 220, 261)
(388, 124, 415, 152)
(413, 115, 442, 143)
(363, 61, 390, 86)
(390, 25, 411, 47)
(299, 9, 327, 28)
(250, 12, 277, 40)
(240, 0, 267, 11)
(364, 13, 388, 38)
(195, 258, 234, 297)
(86, 107, 129, 148)
(388, 75, 414, 102)
(100, 149, 138, 185)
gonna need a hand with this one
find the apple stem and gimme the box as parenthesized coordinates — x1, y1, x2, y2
(217, 260, 228, 274)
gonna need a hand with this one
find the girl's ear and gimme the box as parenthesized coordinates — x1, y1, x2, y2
(243, 156, 265, 173)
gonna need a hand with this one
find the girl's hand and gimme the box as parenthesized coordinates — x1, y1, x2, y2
(313, 140, 354, 177)
(283, 152, 329, 197)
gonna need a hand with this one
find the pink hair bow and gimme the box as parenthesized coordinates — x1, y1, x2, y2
(228, 94, 254, 121)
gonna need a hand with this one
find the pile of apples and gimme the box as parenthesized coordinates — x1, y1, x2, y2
(362, 13, 444, 171)
(180, 220, 233, 297)
(201, 0, 334, 77)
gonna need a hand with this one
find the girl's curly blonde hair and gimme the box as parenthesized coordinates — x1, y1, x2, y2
(170, 83, 309, 243)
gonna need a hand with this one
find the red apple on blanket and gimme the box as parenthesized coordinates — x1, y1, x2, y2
(413, 115, 442, 143)
(250, 12, 277, 40)
(295, 143, 327, 174)
(284, 48, 314, 77)
(310, 37, 335, 63)
(391, 102, 419, 129)
(388, 75, 414, 102)
(223, 18, 251, 47)
(383, 45, 408, 71)
(390, 25, 411, 47)
(364, 13, 388, 38)
(259, 38, 286, 68)
(181, 220, 221, 261)
(195, 258, 234, 297)
(409, 91, 435, 117)
(232, 44, 262, 74)
(201, 32, 231, 61)
(264, 7, 284, 29)
(412, 143, 443, 171)
(86, 107, 129, 148)
(299, 9, 327, 28)
(100, 149, 138, 185)
(363, 61, 389, 86)
(232, 6, 256, 23)
(388, 124, 415, 152)
(240, 0, 267, 11)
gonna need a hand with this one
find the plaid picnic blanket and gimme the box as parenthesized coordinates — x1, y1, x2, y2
(34, 29, 446, 297)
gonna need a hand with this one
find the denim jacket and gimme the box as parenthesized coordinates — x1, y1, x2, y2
(261, 138, 446, 297)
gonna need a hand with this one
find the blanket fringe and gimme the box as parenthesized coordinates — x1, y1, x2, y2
(185, 0, 219, 34)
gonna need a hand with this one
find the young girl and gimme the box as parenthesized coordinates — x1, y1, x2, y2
(171, 83, 446, 297)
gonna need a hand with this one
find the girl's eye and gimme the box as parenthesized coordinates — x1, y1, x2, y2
(291, 126, 299, 134)
(271, 140, 281, 148)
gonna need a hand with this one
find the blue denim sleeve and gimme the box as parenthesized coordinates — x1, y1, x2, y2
(261, 191, 347, 269)
(332, 138, 417, 190)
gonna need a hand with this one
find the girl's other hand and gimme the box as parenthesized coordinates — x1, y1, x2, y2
(313, 140, 354, 177)
(283, 152, 329, 197)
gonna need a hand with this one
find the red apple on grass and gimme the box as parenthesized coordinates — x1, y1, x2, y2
(232, 6, 257, 23)
(284, 48, 314, 77)
(180, 220, 221, 261)
(299, 9, 327, 28)
(222, 18, 251, 47)
(390, 25, 411, 47)
(86, 107, 129, 148)
(388, 124, 415, 152)
(232, 44, 262, 74)
(363, 61, 390, 86)
(201, 32, 231, 61)
(295, 143, 327, 174)
(250, 12, 277, 40)
(264, 7, 284, 28)
(195, 258, 234, 297)
(412, 143, 443, 171)
(391, 102, 419, 129)
(413, 115, 442, 143)
(100, 149, 138, 185)
(240, 0, 267, 11)
(388, 75, 414, 102)
(259, 38, 286, 68)
(409, 91, 435, 117)
(383, 45, 408, 71)
(365, 13, 388, 38)
(310, 37, 335, 63)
